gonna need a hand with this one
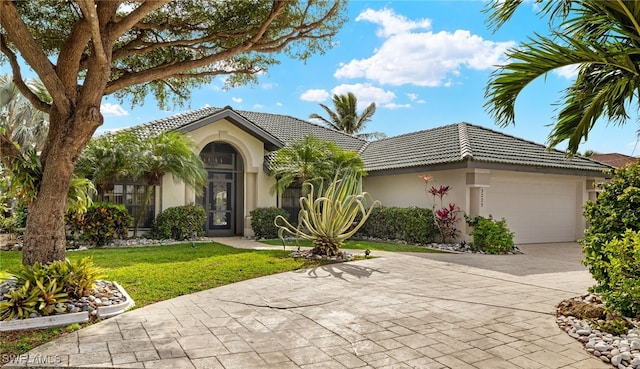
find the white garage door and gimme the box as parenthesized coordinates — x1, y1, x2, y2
(486, 178, 577, 244)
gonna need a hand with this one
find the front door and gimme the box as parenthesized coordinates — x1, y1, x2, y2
(206, 171, 234, 236)
(200, 142, 244, 237)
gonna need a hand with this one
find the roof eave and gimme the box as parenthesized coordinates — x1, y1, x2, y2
(176, 108, 284, 151)
(365, 159, 611, 178)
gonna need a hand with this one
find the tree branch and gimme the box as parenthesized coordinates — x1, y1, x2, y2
(0, 35, 51, 113)
(56, 18, 92, 100)
(0, 1, 70, 118)
(77, 0, 107, 65)
(109, 0, 172, 39)
(104, 1, 296, 94)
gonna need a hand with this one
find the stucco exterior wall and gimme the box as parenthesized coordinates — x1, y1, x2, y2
(364, 168, 595, 244)
(363, 169, 467, 213)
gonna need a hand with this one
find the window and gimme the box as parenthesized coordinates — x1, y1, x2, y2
(99, 181, 155, 228)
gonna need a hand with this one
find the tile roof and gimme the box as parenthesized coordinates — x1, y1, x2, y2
(129, 106, 366, 152)
(128, 108, 610, 175)
(588, 153, 638, 168)
(361, 122, 610, 173)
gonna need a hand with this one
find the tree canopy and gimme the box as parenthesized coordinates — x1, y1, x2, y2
(0, 0, 347, 265)
(484, 0, 640, 154)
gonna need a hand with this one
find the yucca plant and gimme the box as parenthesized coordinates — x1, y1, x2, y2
(275, 169, 380, 256)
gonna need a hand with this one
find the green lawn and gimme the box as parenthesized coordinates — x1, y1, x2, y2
(0, 242, 326, 306)
(261, 238, 447, 253)
(0, 242, 327, 357)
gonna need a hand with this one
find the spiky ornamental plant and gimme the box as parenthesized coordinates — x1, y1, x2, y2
(275, 168, 380, 256)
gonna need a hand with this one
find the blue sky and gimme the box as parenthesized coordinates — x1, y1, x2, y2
(9, 1, 640, 155)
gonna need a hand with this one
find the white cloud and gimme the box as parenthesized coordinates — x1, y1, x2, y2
(384, 103, 411, 110)
(554, 65, 579, 79)
(406, 93, 426, 104)
(276, 102, 283, 107)
(356, 8, 431, 37)
(232, 97, 243, 103)
(101, 103, 128, 117)
(300, 89, 329, 102)
(331, 83, 396, 109)
(336, 8, 515, 87)
(253, 103, 264, 109)
(262, 83, 277, 90)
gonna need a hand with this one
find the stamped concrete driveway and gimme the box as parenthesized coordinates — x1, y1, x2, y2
(6, 241, 608, 369)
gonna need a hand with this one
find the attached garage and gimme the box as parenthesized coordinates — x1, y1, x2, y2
(486, 173, 580, 244)
(361, 122, 609, 244)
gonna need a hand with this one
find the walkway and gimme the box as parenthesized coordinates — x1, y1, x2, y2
(5, 240, 608, 369)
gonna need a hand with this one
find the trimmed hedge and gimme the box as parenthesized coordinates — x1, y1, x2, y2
(355, 207, 438, 245)
(150, 205, 206, 241)
(251, 207, 290, 239)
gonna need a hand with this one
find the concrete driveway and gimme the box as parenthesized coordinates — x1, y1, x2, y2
(5, 241, 608, 369)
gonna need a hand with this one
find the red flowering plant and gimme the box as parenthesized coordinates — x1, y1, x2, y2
(421, 175, 461, 243)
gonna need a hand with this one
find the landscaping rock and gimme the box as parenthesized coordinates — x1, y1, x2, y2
(557, 294, 640, 369)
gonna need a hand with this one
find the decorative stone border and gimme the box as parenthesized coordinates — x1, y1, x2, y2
(97, 281, 135, 319)
(0, 281, 134, 332)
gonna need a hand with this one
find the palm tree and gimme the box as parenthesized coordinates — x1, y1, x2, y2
(75, 131, 140, 196)
(0, 75, 50, 169)
(131, 132, 207, 236)
(269, 135, 365, 196)
(484, 0, 640, 154)
(0, 75, 50, 154)
(310, 92, 386, 140)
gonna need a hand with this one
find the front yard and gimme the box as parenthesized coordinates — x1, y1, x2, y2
(0, 238, 440, 361)
(0, 242, 326, 360)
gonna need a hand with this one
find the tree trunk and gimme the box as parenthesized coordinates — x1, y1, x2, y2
(21, 106, 101, 265)
(21, 143, 74, 265)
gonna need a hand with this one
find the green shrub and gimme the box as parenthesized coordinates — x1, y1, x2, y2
(46, 258, 104, 298)
(0, 282, 39, 320)
(0, 258, 102, 320)
(356, 207, 438, 245)
(591, 230, 640, 318)
(583, 162, 640, 312)
(467, 215, 515, 254)
(0, 214, 17, 233)
(12, 257, 102, 296)
(66, 202, 132, 246)
(251, 207, 290, 239)
(150, 205, 206, 240)
(13, 201, 28, 229)
(1, 258, 102, 320)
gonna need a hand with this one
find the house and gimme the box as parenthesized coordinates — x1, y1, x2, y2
(119, 106, 610, 244)
(588, 153, 637, 168)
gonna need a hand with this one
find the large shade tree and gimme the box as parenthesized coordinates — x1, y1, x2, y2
(0, 0, 346, 265)
(484, 0, 640, 154)
(310, 92, 386, 140)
